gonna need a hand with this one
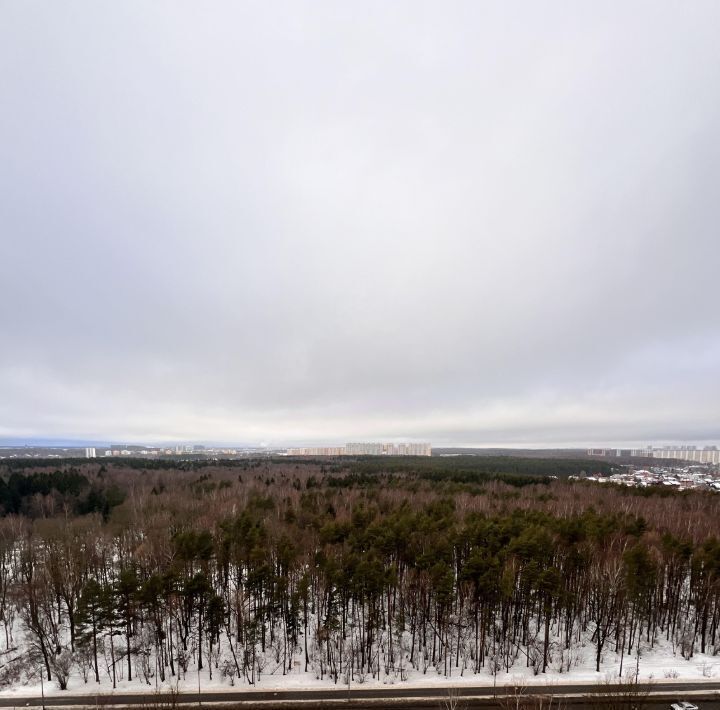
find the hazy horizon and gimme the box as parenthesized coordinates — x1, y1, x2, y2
(2, 1, 719, 446)
(2, 437, 719, 453)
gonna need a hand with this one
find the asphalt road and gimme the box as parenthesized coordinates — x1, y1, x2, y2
(1, 682, 720, 709)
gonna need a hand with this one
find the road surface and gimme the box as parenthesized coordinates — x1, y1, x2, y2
(1, 681, 720, 709)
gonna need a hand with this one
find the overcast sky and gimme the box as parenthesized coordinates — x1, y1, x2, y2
(1, 1, 719, 448)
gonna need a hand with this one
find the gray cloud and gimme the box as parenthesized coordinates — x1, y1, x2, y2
(1, 1, 719, 446)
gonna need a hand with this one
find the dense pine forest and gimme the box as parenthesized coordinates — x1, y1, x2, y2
(0, 456, 718, 691)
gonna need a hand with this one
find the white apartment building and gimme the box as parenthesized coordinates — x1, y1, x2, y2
(285, 447, 345, 456)
(287, 442, 432, 457)
(649, 446, 720, 465)
(590, 445, 720, 465)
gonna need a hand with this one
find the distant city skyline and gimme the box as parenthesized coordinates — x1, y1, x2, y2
(2, 436, 720, 452)
(1, 2, 719, 445)
(288, 442, 432, 456)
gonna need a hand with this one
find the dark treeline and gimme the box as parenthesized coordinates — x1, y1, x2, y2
(0, 454, 614, 477)
(0, 468, 125, 518)
(0, 456, 718, 690)
(337, 454, 615, 479)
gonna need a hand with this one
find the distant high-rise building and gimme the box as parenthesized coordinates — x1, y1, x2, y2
(588, 446, 720, 465)
(287, 442, 432, 457)
(85, 447, 96, 458)
(286, 446, 346, 456)
(651, 447, 720, 465)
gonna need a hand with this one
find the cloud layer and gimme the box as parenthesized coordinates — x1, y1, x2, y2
(1, 1, 719, 446)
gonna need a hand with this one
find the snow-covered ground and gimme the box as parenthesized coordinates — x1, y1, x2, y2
(1, 639, 718, 697)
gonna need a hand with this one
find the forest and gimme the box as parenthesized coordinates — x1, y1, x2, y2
(0, 455, 718, 692)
